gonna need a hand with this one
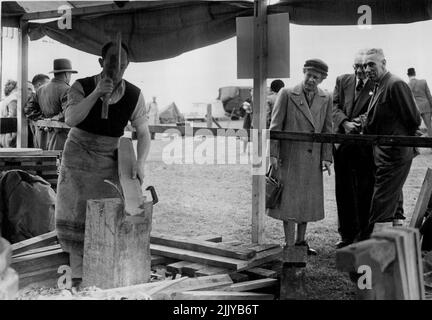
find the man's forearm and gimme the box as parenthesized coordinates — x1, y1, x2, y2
(65, 91, 100, 127)
(137, 127, 151, 165)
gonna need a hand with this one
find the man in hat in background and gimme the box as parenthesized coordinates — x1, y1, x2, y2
(268, 59, 333, 255)
(359, 48, 421, 239)
(25, 59, 77, 150)
(332, 49, 375, 248)
(407, 67, 432, 139)
(25, 74, 50, 148)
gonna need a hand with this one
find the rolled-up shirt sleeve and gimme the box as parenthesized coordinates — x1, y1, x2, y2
(130, 92, 149, 127)
(66, 81, 85, 109)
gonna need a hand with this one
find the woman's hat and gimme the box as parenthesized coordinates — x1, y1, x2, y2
(49, 59, 78, 74)
(304, 59, 328, 76)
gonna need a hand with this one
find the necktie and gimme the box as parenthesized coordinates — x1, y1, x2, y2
(355, 80, 364, 100)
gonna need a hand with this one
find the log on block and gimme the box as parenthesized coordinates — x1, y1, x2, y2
(173, 290, 274, 300)
(11, 231, 57, 256)
(0, 238, 12, 275)
(83, 198, 152, 289)
(410, 168, 432, 229)
(150, 233, 256, 260)
(0, 268, 19, 300)
(118, 137, 145, 216)
(11, 249, 69, 289)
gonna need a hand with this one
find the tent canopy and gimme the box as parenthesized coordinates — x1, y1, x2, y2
(2, 0, 432, 62)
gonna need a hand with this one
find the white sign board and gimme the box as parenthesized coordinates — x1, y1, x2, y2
(237, 13, 290, 79)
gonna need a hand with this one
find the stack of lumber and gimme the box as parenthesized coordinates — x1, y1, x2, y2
(0, 150, 61, 189)
(10, 231, 69, 289)
(8, 231, 282, 294)
(150, 233, 282, 280)
(0, 237, 19, 299)
(336, 226, 425, 300)
(74, 274, 277, 300)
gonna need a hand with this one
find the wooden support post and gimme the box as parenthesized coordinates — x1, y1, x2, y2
(251, 0, 268, 244)
(410, 168, 432, 228)
(206, 104, 212, 128)
(83, 198, 152, 289)
(17, 20, 29, 147)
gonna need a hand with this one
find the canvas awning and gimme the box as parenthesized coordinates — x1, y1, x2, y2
(2, 1, 432, 62)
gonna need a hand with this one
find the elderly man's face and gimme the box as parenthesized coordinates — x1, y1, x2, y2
(303, 69, 324, 92)
(101, 47, 129, 85)
(353, 55, 366, 81)
(364, 53, 386, 82)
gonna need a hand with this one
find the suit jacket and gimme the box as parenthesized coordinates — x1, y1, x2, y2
(408, 78, 432, 114)
(333, 74, 374, 133)
(365, 72, 421, 165)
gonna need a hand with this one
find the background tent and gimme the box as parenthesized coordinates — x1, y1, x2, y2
(159, 102, 185, 124)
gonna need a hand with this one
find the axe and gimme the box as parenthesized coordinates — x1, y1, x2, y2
(101, 32, 122, 119)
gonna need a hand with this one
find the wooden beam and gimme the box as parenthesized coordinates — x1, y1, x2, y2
(221, 278, 278, 292)
(32, 120, 432, 147)
(251, 0, 267, 244)
(410, 168, 432, 228)
(17, 20, 28, 147)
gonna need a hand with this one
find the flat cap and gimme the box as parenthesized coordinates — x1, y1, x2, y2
(304, 59, 328, 76)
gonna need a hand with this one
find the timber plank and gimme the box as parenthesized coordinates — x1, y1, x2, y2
(0, 148, 42, 156)
(11, 231, 57, 255)
(372, 231, 409, 300)
(220, 278, 278, 292)
(118, 137, 144, 216)
(11, 249, 69, 275)
(410, 168, 432, 228)
(12, 244, 61, 258)
(242, 267, 278, 279)
(384, 228, 420, 300)
(166, 261, 192, 275)
(173, 290, 274, 300)
(150, 244, 282, 271)
(151, 233, 256, 260)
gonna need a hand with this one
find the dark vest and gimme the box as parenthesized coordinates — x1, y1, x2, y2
(76, 76, 140, 137)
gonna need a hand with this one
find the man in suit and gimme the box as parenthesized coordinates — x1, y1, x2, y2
(333, 50, 375, 248)
(407, 67, 432, 138)
(360, 48, 421, 239)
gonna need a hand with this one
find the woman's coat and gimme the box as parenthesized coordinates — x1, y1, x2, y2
(267, 84, 333, 222)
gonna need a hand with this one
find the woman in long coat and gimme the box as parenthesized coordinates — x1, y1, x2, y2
(268, 59, 333, 255)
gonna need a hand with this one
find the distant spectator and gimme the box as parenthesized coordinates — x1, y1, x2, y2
(266, 79, 285, 128)
(147, 96, 159, 140)
(25, 59, 77, 150)
(25, 74, 50, 148)
(407, 67, 432, 139)
(0, 80, 18, 147)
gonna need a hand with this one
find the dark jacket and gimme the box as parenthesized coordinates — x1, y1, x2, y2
(333, 74, 374, 133)
(365, 72, 421, 165)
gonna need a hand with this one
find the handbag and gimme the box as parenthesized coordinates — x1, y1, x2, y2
(265, 165, 283, 209)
